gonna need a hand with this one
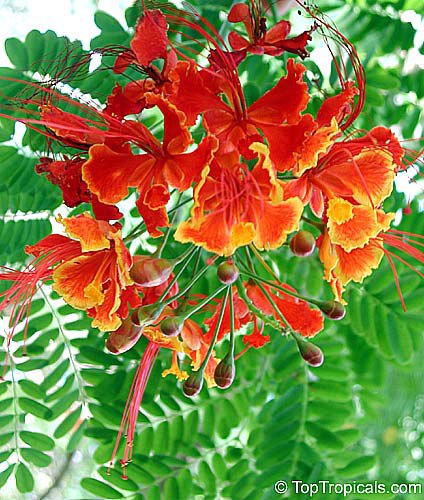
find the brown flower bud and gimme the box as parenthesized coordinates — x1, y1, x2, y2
(106, 317, 143, 354)
(298, 340, 324, 367)
(214, 352, 235, 389)
(217, 261, 239, 285)
(183, 371, 204, 397)
(160, 316, 185, 337)
(290, 230, 316, 257)
(316, 300, 346, 320)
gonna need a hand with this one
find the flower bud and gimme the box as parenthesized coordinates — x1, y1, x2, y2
(183, 371, 204, 397)
(316, 300, 346, 320)
(106, 317, 143, 354)
(132, 303, 165, 327)
(214, 352, 235, 389)
(130, 255, 173, 287)
(297, 339, 324, 367)
(290, 230, 316, 257)
(291, 331, 323, 367)
(160, 316, 185, 337)
(217, 261, 239, 285)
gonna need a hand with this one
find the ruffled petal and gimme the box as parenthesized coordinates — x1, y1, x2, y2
(327, 199, 382, 251)
(52, 251, 111, 310)
(59, 213, 110, 252)
(262, 116, 339, 174)
(246, 282, 324, 337)
(335, 238, 384, 284)
(248, 59, 309, 125)
(83, 144, 154, 204)
(145, 93, 192, 155)
(167, 61, 228, 126)
(316, 81, 358, 127)
(130, 9, 168, 66)
(164, 135, 218, 190)
(175, 215, 256, 256)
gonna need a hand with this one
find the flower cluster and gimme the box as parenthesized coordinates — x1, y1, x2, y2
(0, 0, 422, 474)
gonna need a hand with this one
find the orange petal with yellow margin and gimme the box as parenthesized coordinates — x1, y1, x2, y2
(145, 93, 192, 155)
(52, 251, 112, 310)
(175, 213, 256, 256)
(318, 149, 396, 207)
(90, 274, 122, 332)
(335, 238, 384, 285)
(252, 196, 303, 251)
(59, 213, 110, 252)
(327, 200, 382, 252)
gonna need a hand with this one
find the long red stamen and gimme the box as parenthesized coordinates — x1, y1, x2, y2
(108, 342, 160, 478)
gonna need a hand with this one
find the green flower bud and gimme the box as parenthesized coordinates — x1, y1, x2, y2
(290, 230, 316, 257)
(217, 261, 239, 285)
(132, 303, 165, 327)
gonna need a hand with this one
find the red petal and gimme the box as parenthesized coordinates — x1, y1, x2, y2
(105, 83, 145, 118)
(83, 145, 153, 204)
(136, 197, 169, 238)
(145, 93, 192, 155)
(228, 31, 250, 51)
(317, 81, 358, 127)
(265, 19, 291, 44)
(248, 58, 309, 125)
(228, 3, 250, 23)
(164, 135, 218, 190)
(130, 9, 168, 66)
(35, 157, 90, 207)
(273, 30, 313, 59)
(92, 194, 123, 221)
(167, 61, 228, 126)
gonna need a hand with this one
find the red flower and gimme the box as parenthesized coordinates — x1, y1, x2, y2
(246, 281, 324, 338)
(227, 2, 313, 58)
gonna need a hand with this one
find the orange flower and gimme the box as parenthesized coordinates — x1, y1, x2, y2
(83, 94, 217, 237)
(144, 317, 219, 387)
(319, 200, 395, 301)
(284, 126, 402, 217)
(27, 213, 140, 331)
(175, 143, 303, 255)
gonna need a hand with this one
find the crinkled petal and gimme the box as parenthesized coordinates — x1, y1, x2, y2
(83, 144, 154, 204)
(248, 59, 309, 125)
(52, 251, 111, 310)
(130, 9, 168, 66)
(327, 199, 382, 251)
(59, 213, 110, 252)
(317, 81, 358, 127)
